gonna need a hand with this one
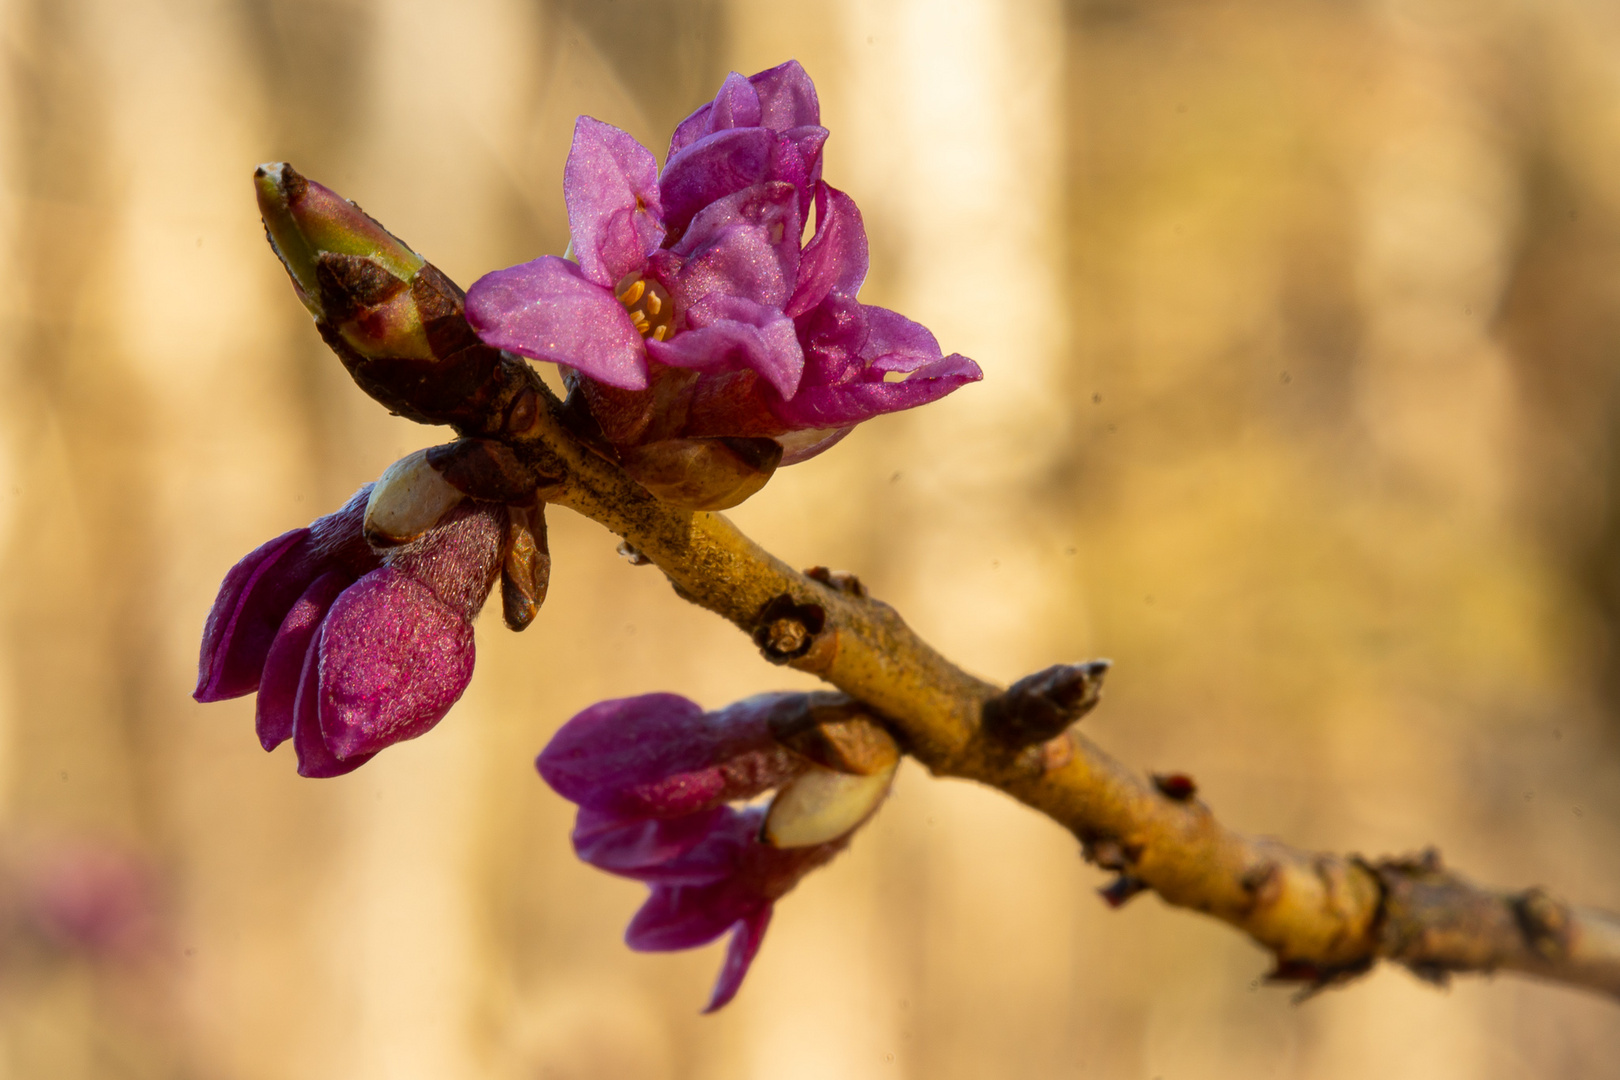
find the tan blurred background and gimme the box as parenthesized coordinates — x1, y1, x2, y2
(2, 0, 1619, 1075)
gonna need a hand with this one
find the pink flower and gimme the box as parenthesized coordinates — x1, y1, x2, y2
(466, 62, 981, 507)
(196, 487, 506, 777)
(539, 692, 894, 1011)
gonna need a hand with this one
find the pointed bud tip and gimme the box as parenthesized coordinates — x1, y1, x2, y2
(254, 162, 425, 310)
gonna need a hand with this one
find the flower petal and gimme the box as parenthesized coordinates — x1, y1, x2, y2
(861, 305, 950, 372)
(538, 692, 796, 815)
(749, 60, 820, 131)
(786, 185, 868, 317)
(386, 501, 507, 621)
(772, 303, 983, 427)
(316, 567, 476, 759)
(256, 571, 350, 752)
(625, 884, 754, 952)
(659, 128, 775, 238)
(771, 359, 982, 428)
(703, 906, 772, 1013)
(649, 296, 804, 398)
(466, 256, 648, 390)
(293, 625, 375, 779)
(572, 806, 731, 883)
(672, 182, 801, 311)
(195, 528, 316, 702)
(564, 116, 663, 288)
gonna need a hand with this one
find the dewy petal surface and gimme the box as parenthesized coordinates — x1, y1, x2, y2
(466, 256, 648, 390)
(316, 567, 476, 759)
(255, 570, 350, 752)
(564, 116, 663, 288)
(195, 528, 315, 702)
(704, 907, 772, 1013)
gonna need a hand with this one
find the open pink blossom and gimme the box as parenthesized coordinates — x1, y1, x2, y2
(196, 488, 506, 777)
(538, 692, 885, 1011)
(465, 61, 981, 498)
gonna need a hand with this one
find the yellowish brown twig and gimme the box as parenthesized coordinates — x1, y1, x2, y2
(465, 358, 1620, 1004)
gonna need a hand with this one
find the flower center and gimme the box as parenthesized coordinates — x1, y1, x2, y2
(616, 274, 674, 342)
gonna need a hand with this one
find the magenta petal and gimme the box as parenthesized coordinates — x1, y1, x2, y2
(565, 117, 663, 288)
(787, 185, 868, 317)
(538, 693, 706, 804)
(195, 528, 315, 702)
(539, 693, 794, 815)
(772, 360, 982, 428)
(573, 806, 733, 884)
(255, 571, 350, 752)
(703, 906, 772, 1013)
(626, 884, 756, 952)
(293, 625, 375, 779)
(315, 568, 475, 759)
(770, 126, 829, 209)
(649, 297, 804, 397)
(466, 257, 648, 390)
(673, 182, 801, 310)
(861, 305, 948, 372)
(706, 72, 763, 134)
(750, 60, 820, 131)
(659, 128, 775, 236)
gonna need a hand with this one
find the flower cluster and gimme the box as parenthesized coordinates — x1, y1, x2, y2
(195, 482, 512, 777)
(202, 62, 939, 1009)
(466, 61, 982, 509)
(538, 692, 898, 1011)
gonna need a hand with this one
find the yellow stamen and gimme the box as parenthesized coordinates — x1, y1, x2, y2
(617, 279, 646, 305)
(652, 324, 670, 342)
(645, 292, 662, 316)
(630, 310, 649, 329)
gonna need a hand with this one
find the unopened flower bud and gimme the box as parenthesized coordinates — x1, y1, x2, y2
(981, 660, 1111, 748)
(762, 758, 898, 848)
(363, 448, 466, 548)
(256, 163, 506, 428)
(617, 437, 783, 511)
(255, 162, 425, 324)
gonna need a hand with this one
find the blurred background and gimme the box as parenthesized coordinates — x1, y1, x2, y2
(2, 0, 1619, 1075)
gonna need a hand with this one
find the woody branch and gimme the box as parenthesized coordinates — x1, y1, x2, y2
(462, 344, 1620, 1003)
(238, 132, 1620, 1007)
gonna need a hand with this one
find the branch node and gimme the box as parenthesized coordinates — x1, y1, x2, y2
(616, 540, 653, 566)
(981, 660, 1111, 748)
(1152, 772, 1198, 801)
(1099, 874, 1149, 908)
(752, 595, 827, 663)
(1083, 835, 1141, 872)
(1265, 956, 1375, 1001)
(805, 566, 869, 598)
(1515, 887, 1573, 962)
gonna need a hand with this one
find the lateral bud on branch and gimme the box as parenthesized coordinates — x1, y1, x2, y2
(981, 660, 1111, 748)
(500, 506, 550, 632)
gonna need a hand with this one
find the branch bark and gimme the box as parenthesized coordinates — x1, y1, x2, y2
(454, 355, 1620, 1004)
